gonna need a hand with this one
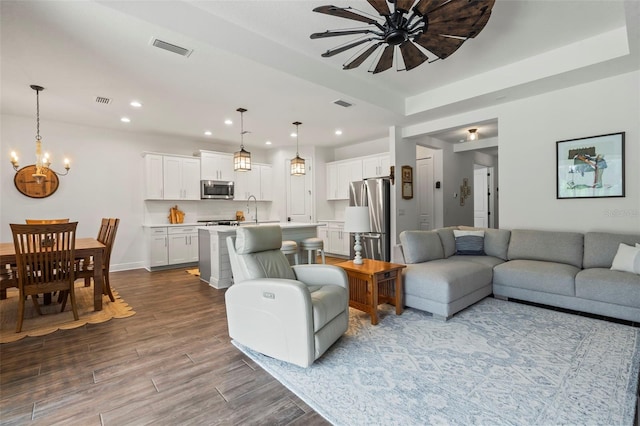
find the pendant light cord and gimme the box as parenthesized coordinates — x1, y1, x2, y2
(35, 88, 41, 142)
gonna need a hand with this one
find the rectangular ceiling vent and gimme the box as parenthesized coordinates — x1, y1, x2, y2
(95, 96, 111, 105)
(151, 38, 193, 57)
(333, 99, 353, 108)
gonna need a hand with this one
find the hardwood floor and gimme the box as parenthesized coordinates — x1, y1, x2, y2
(0, 263, 337, 425)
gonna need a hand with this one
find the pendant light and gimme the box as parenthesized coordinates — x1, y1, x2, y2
(467, 128, 479, 141)
(233, 107, 251, 171)
(10, 85, 70, 183)
(290, 121, 305, 176)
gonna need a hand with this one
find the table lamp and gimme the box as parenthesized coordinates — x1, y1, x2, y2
(344, 206, 371, 265)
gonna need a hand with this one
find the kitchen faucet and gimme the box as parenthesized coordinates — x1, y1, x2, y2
(247, 195, 258, 224)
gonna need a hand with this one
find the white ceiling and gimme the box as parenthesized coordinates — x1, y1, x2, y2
(1, 0, 637, 150)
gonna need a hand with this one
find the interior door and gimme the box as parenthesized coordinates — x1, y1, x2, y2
(287, 158, 314, 222)
(474, 166, 489, 227)
(416, 157, 434, 230)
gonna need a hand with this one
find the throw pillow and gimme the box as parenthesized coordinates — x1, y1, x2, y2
(610, 243, 640, 274)
(453, 230, 485, 255)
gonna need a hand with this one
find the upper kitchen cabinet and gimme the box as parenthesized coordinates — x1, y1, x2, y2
(326, 159, 362, 200)
(200, 151, 234, 181)
(163, 156, 200, 200)
(235, 164, 273, 201)
(362, 154, 390, 178)
(143, 153, 200, 200)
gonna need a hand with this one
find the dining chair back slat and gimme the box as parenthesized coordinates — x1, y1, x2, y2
(10, 222, 80, 332)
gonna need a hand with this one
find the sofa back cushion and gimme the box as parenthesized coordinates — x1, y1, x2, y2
(458, 226, 511, 260)
(508, 229, 584, 268)
(436, 227, 458, 257)
(399, 230, 444, 264)
(583, 232, 640, 268)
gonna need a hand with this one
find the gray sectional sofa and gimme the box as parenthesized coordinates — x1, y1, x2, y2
(393, 227, 640, 322)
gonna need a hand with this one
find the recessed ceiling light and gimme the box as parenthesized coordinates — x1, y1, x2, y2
(204, 130, 212, 136)
(265, 141, 272, 145)
(130, 101, 142, 108)
(290, 132, 297, 137)
(335, 129, 343, 135)
(120, 117, 131, 123)
(224, 119, 233, 125)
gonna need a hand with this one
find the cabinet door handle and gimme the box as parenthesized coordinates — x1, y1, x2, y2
(165, 237, 167, 247)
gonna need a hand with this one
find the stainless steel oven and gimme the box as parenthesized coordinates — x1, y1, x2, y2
(201, 180, 234, 200)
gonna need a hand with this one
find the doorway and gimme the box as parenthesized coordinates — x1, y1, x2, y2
(416, 156, 435, 230)
(473, 165, 494, 228)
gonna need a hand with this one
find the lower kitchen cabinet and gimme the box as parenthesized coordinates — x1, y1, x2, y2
(319, 221, 350, 256)
(146, 226, 199, 270)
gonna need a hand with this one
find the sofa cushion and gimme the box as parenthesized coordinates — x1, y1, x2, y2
(453, 230, 485, 255)
(458, 226, 511, 260)
(448, 254, 504, 268)
(403, 258, 493, 304)
(508, 229, 584, 268)
(399, 231, 444, 264)
(583, 232, 640, 269)
(576, 268, 640, 308)
(436, 227, 458, 258)
(493, 259, 579, 296)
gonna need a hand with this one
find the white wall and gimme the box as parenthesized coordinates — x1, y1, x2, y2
(405, 71, 640, 234)
(1, 115, 274, 270)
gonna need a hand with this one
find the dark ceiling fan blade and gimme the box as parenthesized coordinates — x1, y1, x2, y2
(322, 38, 375, 57)
(428, 0, 494, 24)
(366, 0, 391, 16)
(399, 40, 428, 70)
(413, 33, 465, 59)
(426, 13, 491, 38)
(413, 0, 445, 16)
(372, 45, 394, 74)
(313, 5, 378, 24)
(343, 43, 382, 69)
(311, 29, 374, 39)
(395, 0, 416, 13)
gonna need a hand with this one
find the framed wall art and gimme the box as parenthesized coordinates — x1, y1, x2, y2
(556, 132, 625, 199)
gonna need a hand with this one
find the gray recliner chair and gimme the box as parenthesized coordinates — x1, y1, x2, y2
(226, 225, 349, 368)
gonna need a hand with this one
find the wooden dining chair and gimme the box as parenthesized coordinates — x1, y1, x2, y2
(76, 218, 120, 302)
(25, 218, 70, 224)
(10, 222, 79, 333)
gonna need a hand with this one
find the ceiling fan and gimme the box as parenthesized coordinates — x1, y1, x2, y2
(311, 0, 495, 73)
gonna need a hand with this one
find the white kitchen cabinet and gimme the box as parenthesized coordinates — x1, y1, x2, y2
(200, 151, 234, 181)
(147, 227, 168, 268)
(168, 226, 199, 265)
(362, 154, 390, 178)
(163, 156, 200, 200)
(325, 221, 350, 256)
(143, 153, 164, 200)
(235, 164, 273, 201)
(143, 153, 200, 200)
(326, 159, 362, 200)
(317, 223, 329, 251)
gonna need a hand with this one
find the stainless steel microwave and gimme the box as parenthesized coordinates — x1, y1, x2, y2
(201, 180, 234, 199)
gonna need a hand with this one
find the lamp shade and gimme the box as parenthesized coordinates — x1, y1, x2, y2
(344, 206, 371, 233)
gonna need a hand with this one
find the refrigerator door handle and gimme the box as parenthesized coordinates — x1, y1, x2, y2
(362, 233, 381, 239)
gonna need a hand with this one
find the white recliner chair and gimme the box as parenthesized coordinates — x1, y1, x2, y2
(226, 225, 349, 368)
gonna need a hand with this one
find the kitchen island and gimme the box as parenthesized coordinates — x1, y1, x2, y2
(198, 223, 325, 289)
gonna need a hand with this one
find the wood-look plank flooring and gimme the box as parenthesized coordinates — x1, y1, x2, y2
(0, 257, 344, 425)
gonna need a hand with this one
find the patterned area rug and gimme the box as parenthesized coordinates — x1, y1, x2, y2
(0, 282, 135, 344)
(234, 298, 640, 425)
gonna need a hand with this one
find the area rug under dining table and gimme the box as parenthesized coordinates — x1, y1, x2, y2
(0, 282, 135, 343)
(234, 297, 640, 425)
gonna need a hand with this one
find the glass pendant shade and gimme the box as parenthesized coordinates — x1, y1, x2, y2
(290, 121, 305, 176)
(468, 128, 478, 141)
(234, 107, 251, 172)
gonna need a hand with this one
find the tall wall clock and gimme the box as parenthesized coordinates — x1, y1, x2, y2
(14, 165, 59, 198)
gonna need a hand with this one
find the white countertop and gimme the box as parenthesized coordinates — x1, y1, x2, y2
(198, 222, 325, 233)
(145, 222, 325, 228)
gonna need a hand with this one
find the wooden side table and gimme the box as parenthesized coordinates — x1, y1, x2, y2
(336, 259, 406, 325)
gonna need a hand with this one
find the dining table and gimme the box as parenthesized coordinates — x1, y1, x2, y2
(0, 237, 107, 311)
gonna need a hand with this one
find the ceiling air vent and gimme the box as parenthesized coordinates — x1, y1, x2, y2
(333, 99, 353, 108)
(151, 38, 193, 57)
(95, 96, 111, 105)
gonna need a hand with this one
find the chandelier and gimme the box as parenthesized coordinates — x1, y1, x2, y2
(233, 107, 251, 172)
(10, 85, 70, 184)
(290, 121, 305, 176)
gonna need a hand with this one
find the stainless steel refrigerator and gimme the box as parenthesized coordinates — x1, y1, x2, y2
(349, 178, 391, 261)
